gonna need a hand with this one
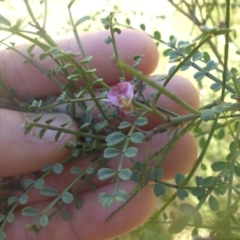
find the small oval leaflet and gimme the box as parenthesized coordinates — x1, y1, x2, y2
(6, 213, 15, 223)
(177, 188, 188, 200)
(153, 183, 165, 196)
(40, 186, 59, 197)
(18, 194, 28, 205)
(115, 190, 128, 202)
(24, 179, 34, 188)
(130, 132, 144, 144)
(106, 132, 126, 146)
(118, 121, 131, 129)
(34, 179, 44, 189)
(118, 168, 132, 180)
(22, 207, 39, 217)
(104, 147, 120, 158)
(193, 212, 203, 228)
(7, 196, 18, 206)
(61, 210, 71, 221)
(179, 203, 194, 214)
(62, 192, 74, 204)
(70, 167, 82, 174)
(208, 195, 219, 212)
(98, 168, 116, 181)
(124, 147, 138, 158)
(134, 117, 148, 126)
(211, 161, 226, 172)
(0, 231, 6, 240)
(40, 215, 49, 227)
(53, 163, 63, 174)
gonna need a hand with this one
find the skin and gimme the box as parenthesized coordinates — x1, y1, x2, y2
(0, 29, 200, 240)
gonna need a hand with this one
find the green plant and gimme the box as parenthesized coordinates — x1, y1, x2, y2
(1, 1, 240, 240)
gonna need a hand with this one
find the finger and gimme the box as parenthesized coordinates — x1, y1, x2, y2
(0, 29, 159, 99)
(0, 110, 78, 177)
(6, 182, 155, 240)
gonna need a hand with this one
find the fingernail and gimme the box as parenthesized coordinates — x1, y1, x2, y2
(24, 113, 73, 142)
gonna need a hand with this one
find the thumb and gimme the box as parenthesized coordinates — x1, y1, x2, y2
(0, 109, 77, 177)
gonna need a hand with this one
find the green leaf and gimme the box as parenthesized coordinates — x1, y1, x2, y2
(115, 190, 128, 202)
(134, 117, 148, 126)
(118, 168, 132, 180)
(206, 60, 218, 71)
(153, 183, 165, 196)
(34, 179, 44, 189)
(45, 116, 56, 125)
(179, 203, 194, 214)
(118, 121, 131, 129)
(0, 231, 6, 240)
(62, 192, 74, 204)
(22, 207, 39, 217)
(106, 132, 126, 146)
(40, 186, 58, 196)
(87, 103, 95, 112)
(124, 147, 138, 158)
(104, 147, 120, 158)
(0, 14, 11, 26)
(154, 31, 161, 40)
(74, 198, 83, 209)
(177, 188, 188, 200)
(98, 168, 116, 180)
(72, 148, 79, 157)
(18, 194, 28, 204)
(194, 71, 206, 81)
(53, 163, 63, 174)
(32, 114, 42, 123)
(113, 28, 121, 34)
(8, 196, 18, 205)
(181, 61, 191, 71)
(167, 37, 177, 48)
(86, 167, 93, 174)
(200, 25, 218, 33)
(38, 128, 47, 139)
(140, 23, 146, 31)
(210, 83, 222, 92)
(60, 210, 71, 221)
(42, 164, 52, 172)
(191, 187, 206, 197)
(201, 108, 215, 121)
(192, 52, 203, 61)
(175, 173, 185, 185)
(6, 213, 14, 223)
(24, 179, 34, 187)
(131, 171, 140, 183)
(75, 16, 91, 27)
(70, 167, 82, 174)
(202, 176, 215, 188)
(126, 18, 131, 25)
(40, 215, 49, 227)
(168, 215, 191, 234)
(94, 120, 108, 132)
(193, 212, 203, 228)
(130, 132, 144, 143)
(208, 195, 219, 212)
(98, 193, 114, 208)
(152, 168, 164, 179)
(105, 36, 112, 44)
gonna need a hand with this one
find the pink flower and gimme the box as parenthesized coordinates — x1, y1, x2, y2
(108, 82, 134, 115)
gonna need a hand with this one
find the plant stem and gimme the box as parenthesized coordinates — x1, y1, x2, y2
(221, 0, 231, 102)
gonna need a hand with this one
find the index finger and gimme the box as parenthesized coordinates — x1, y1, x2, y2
(0, 29, 159, 100)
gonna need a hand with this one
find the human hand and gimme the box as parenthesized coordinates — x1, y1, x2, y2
(0, 29, 199, 240)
